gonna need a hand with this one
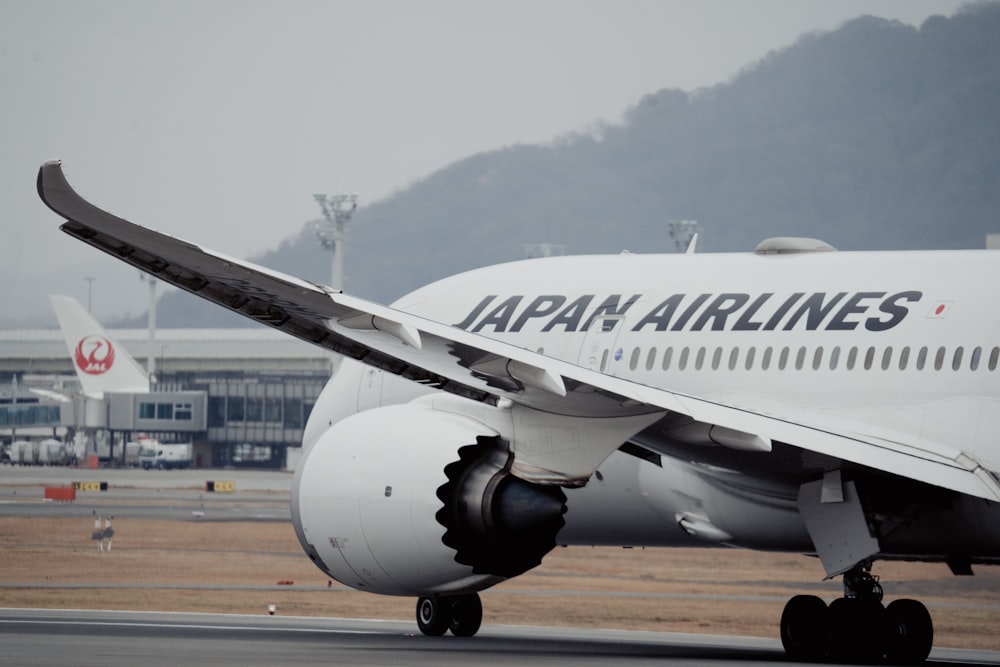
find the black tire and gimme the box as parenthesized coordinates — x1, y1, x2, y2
(884, 599, 933, 664)
(780, 594, 828, 661)
(828, 597, 885, 663)
(416, 597, 449, 636)
(448, 594, 483, 637)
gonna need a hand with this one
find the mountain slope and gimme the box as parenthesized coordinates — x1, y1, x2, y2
(142, 4, 1000, 328)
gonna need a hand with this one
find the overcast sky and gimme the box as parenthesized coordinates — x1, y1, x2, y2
(1, 0, 970, 325)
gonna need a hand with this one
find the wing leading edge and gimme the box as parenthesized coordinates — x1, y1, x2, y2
(37, 160, 1000, 501)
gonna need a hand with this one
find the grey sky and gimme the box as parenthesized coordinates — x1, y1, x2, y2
(1, 0, 969, 324)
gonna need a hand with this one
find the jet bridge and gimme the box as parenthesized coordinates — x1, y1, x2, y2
(107, 391, 207, 432)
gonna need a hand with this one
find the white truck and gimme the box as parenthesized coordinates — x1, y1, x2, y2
(140, 442, 193, 470)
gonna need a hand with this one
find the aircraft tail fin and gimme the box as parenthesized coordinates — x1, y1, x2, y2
(50, 295, 149, 397)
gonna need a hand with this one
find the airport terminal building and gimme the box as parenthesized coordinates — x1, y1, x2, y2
(0, 328, 333, 469)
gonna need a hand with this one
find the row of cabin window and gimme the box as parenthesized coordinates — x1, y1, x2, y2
(606, 345, 1000, 374)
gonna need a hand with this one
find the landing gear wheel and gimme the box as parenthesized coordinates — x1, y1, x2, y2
(448, 593, 483, 637)
(884, 599, 933, 664)
(782, 560, 936, 663)
(780, 594, 828, 661)
(828, 597, 885, 663)
(416, 594, 483, 637)
(416, 596, 449, 636)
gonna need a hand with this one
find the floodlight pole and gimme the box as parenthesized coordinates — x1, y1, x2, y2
(84, 276, 96, 313)
(138, 273, 157, 385)
(523, 242, 566, 259)
(313, 194, 359, 292)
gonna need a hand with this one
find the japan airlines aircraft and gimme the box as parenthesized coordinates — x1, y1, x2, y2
(37, 160, 1000, 663)
(50, 293, 149, 397)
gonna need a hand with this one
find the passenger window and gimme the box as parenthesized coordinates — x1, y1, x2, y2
(646, 347, 657, 371)
(991, 347, 1000, 371)
(971, 346, 982, 371)
(829, 347, 840, 370)
(864, 347, 875, 371)
(600, 349, 609, 372)
(795, 347, 806, 370)
(934, 347, 946, 371)
(899, 347, 910, 371)
(729, 347, 739, 371)
(762, 346, 773, 371)
(846, 346, 858, 370)
(678, 347, 690, 371)
(745, 347, 756, 370)
(881, 347, 892, 371)
(952, 347, 964, 371)
(778, 347, 789, 370)
(629, 347, 640, 371)
(916, 346, 928, 371)
(711, 347, 722, 370)
(695, 347, 706, 370)
(813, 347, 823, 370)
(662, 347, 673, 371)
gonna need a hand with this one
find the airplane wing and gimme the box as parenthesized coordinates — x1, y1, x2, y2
(37, 160, 1000, 502)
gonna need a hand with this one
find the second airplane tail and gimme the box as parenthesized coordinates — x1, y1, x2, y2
(50, 294, 150, 397)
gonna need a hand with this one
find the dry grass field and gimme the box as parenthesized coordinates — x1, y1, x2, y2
(2, 516, 999, 649)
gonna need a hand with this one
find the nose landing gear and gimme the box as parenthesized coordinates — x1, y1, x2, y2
(779, 561, 933, 663)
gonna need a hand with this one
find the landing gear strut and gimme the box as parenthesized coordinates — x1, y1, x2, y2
(780, 561, 933, 663)
(416, 593, 483, 637)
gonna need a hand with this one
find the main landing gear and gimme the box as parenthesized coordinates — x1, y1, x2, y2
(416, 593, 483, 637)
(780, 561, 934, 663)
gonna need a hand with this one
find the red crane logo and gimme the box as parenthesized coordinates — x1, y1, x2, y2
(74, 335, 116, 375)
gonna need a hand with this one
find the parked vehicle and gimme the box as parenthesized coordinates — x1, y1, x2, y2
(141, 442, 193, 470)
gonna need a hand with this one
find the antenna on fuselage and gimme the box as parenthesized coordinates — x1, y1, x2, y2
(668, 219, 701, 253)
(685, 233, 699, 254)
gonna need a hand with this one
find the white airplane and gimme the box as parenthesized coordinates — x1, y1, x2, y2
(49, 293, 149, 397)
(50, 293, 150, 463)
(37, 160, 1000, 663)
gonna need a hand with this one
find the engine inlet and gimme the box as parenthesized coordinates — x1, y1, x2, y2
(436, 437, 567, 578)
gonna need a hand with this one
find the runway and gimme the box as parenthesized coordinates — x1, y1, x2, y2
(0, 467, 291, 521)
(0, 608, 997, 667)
(3, 467, 999, 665)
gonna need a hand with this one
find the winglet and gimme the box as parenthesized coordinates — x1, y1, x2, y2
(37, 160, 68, 214)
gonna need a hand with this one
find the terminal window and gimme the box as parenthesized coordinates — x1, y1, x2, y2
(208, 397, 225, 427)
(139, 401, 194, 421)
(0, 404, 60, 426)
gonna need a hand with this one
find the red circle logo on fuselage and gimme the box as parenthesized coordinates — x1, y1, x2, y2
(74, 335, 116, 375)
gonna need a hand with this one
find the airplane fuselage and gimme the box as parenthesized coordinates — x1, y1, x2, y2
(308, 248, 1000, 563)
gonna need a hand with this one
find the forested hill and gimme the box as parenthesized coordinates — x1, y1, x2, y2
(137, 3, 1000, 328)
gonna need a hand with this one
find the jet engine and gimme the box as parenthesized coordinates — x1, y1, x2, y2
(290, 402, 567, 596)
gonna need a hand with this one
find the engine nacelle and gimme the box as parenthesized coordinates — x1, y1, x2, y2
(291, 402, 566, 596)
